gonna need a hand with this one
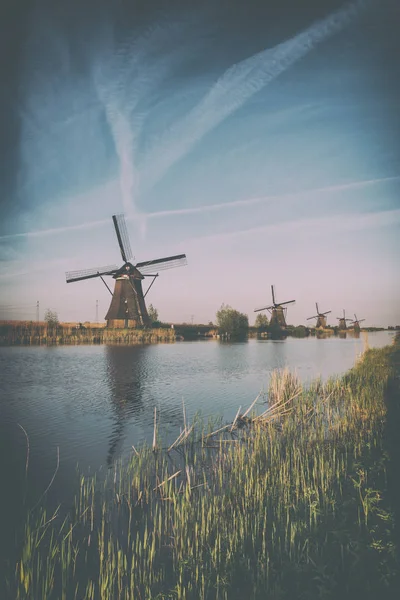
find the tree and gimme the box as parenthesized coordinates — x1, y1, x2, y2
(216, 304, 249, 339)
(254, 313, 269, 329)
(147, 304, 159, 324)
(44, 309, 59, 331)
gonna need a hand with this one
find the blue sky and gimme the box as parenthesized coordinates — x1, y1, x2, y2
(0, 0, 399, 326)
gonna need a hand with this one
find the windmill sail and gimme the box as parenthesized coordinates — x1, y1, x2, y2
(136, 254, 187, 275)
(66, 265, 118, 283)
(254, 305, 273, 312)
(112, 214, 133, 263)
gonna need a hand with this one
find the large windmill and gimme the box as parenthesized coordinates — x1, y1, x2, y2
(254, 285, 295, 328)
(336, 309, 352, 331)
(349, 313, 365, 332)
(307, 302, 331, 328)
(66, 214, 187, 328)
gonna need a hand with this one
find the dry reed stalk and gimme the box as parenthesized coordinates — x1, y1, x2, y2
(185, 465, 191, 492)
(254, 390, 302, 422)
(167, 429, 187, 452)
(269, 368, 301, 404)
(17, 423, 30, 478)
(153, 408, 157, 450)
(153, 470, 181, 491)
(167, 425, 194, 452)
(31, 446, 60, 511)
(182, 397, 187, 433)
(230, 406, 242, 432)
(241, 392, 262, 419)
(131, 445, 140, 456)
(203, 423, 232, 439)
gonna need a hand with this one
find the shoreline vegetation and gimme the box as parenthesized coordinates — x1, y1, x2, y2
(0, 320, 388, 346)
(4, 335, 400, 598)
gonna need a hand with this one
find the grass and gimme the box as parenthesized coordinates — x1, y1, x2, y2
(5, 337, 400, 599)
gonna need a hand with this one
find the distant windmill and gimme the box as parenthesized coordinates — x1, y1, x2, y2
(307, 302, 331, 328)
(254, 285, 295, 328)
(336, 309, 352, 331)
(349, 313, 365, 332)
(66, 214, 187, 328)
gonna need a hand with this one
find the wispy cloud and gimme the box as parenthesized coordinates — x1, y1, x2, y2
(142, 0, 369, 189)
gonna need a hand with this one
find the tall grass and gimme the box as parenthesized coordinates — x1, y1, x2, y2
(6, 342, 400, 599)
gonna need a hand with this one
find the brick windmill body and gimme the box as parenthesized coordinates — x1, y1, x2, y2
(66, 214, 187, 328)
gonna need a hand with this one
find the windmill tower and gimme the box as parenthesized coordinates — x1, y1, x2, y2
(336, 309, 352, 331)
(307, 303, 331, 328)
(349, 313, 365, 332)
(66, 214, 187, 328)
(254, 285, 295, 328)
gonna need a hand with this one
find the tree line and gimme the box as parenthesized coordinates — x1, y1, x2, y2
(43, 303, 265, 338)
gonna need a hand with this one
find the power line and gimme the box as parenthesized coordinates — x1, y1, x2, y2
(0, 304, 38, 309)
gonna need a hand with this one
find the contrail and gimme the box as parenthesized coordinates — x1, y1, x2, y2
(0, 258, 71, 280)
(143, 176, 399, 220)
(0, 174, 396, 241)
(184, 208, 400, 245)
(0, 218, 110, 241)
(92, 14, 205, 219)
(142, 0, 370, 189)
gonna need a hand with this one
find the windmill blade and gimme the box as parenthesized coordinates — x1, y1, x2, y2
(316, 302, 319, 314)
(271, 285, 276, 305)
(66, 265, 118, 283)
(322, 310, 332, 315)
(307, 315, 319, 320)
(136, 254, 187, 275)
(112, 214, 133, 263)
(279, 299, 296, 306)
(254, 306, 272, 313)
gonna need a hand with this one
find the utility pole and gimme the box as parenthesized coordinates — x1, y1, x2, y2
(36, 300, 39, 322)
(95, 299, 99, 323)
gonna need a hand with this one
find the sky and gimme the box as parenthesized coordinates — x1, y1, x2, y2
(0, 0, 399, 326)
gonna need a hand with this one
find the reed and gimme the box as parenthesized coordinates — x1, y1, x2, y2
(6, 340, 400, 599)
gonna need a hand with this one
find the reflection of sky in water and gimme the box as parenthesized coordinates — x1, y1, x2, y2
(1, 331, 392, 468)
(0, 331, 394, 560)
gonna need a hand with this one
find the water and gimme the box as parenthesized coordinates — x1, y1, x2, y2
(0, 331, 393, 566)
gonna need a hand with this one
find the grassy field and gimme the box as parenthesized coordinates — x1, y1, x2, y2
(6, 336, 400, 599)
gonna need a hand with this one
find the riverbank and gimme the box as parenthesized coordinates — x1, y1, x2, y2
(1, 321, 387, 345)
(0, 322, 176, 345)
(5, 336, 400, 599)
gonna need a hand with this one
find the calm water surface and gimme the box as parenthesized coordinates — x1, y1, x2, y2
(0, 331, 393, 564)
